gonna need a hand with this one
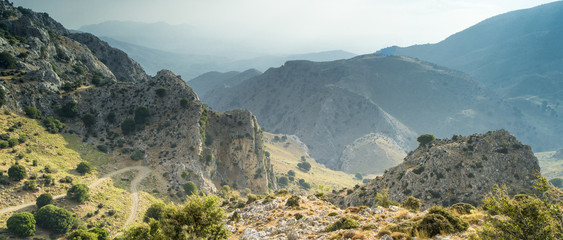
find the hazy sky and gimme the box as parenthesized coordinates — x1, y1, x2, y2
(11, 0, 560, 55)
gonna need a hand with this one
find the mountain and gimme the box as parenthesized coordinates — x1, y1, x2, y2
(331, 130, 541, 208)
(378, 1, 563, 150)
(188, 69, 261, 97)
(204, 54, 541, 173)
(0, 3, 275, 195)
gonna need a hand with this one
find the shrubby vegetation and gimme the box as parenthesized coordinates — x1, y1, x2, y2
(121, 195, 229, 239)
(24, 106, 41, 119)
(7, 212, 36, 237)
(297, 161, 311, 172)
(326, 217, 360, 231)
(143, 202, 166, 223)
(35, 204, 75, 234)
(155, 88, 167, 97)
(36, 193, 53, 208)
(0, 51, 16, 68)
(121, 118, 135, 135)
(417, 134, 435, 146)
(58, 101, 79, 118)
(67, 184, 90, 203)
(134, 106, 150, 124)
(42, 116, 65, 133)
(76, 162, 93, 174)
(183, 181, 197, 196)
(8, 164, 26, 181)
(401, 196, 421, 212)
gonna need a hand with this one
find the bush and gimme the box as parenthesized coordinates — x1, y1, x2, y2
(35, 204, 74, 234)
(286, 195, 300, 208)
(326, 217, 360, 231)
(7, 137, 18, 147)
(122, 195, 230, 239)
(8, 164, 26, 181)
(88, 228, 109, 240)
(479, 186, 563, 239)
(298, 179, 311, 189)
(42, 116, 65, 133)
(67, 184, 90, 203)
(180, 98, 189, 108)
(376, 189, 397, 208)
(24, 106, 41, 119)
(81, 113, 96, 128)
(134, 106, 150, 124)
(288, 170, 296, 176)
(401, 196, 421, 212)
(417, 134, 435, 146)
(355, 173, 363, 180)
(155, 88, 167, 97)
(121, 118, 136, 135)
(58, 101, 79, 118)
(0, 88, 5, 108)
(183, 181, 197, 196)
(7, 212, 35, 237)
(428, 206, 468, 232)
(76, 162, 92, 174)
(278, 176, 289, 186)
(450, 202, 476, 215)
(36, 193, 53, 208)
(106, 112, 116, 124)
(297, 161, 311, 172)
(22, 180, 37, 191)
(0, 140, 8, 148)
(415, 213, 454, 237)
(0, 51, 16, 68)
(66, 229, 98, 240)
(144, 202, 166, 223)
(130, 150, 144, 161)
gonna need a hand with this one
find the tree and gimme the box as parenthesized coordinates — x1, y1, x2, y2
(8, 164, 26, 181)
(67, 184, 90, 203)
(81, 113, 96, 128)
(121, 118, 136, 135)
(143, 202, 166, 222)
(35, 204, 74, 234)
(42, 116, 65, 133)
(24, 106, 41, 119)
(66, 229, 98, 240)
(180, 98, 189, 108)
(278, 176, 289, 186)
(0, 51, 16, 69)
(76, 162, 92, 174)
(183, 181, 197, 196)
(58, 101, 79, 118)
(417, 134, 435, 146)
(36, 193, 53, 209)
(155, 88, 167, 97)
(7, 212, 35, 237)
(355, 173, 363, 180)
(0, 88, 6, 108)
(288, 170, 296, 176)
(88, 228, 109, 240)
(106, 112, 116, 124)
(134, 106, 150, 124)
(297, 161, 311, 172)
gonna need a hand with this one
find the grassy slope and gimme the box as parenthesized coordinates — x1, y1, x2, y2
(263, 132, 361, 193)
(536, 151, 563, 180)
(0, 112, 158, 239)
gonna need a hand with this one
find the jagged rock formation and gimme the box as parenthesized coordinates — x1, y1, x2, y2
(205, 54, 532, 174)
(0, 3, 274, 194)
(331, 130, 541, 208)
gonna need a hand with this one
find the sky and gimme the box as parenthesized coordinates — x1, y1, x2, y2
(10, 0, 561, 55)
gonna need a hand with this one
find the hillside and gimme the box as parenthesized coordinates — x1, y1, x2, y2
(330, 130, 541, 208)
(188, 69, 261, 97)
(205, 54, 537, 173)
(378, 1, 563, 151)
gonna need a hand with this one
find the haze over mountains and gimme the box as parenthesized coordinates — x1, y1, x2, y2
(78, 21, 357, 79)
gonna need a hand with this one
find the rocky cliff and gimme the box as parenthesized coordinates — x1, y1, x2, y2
(331, 130, 541, 208)
(0, 3, 274, 194)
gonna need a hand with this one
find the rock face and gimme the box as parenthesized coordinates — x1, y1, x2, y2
(331, 130, 541, 208)
(0, 3, 274, 194)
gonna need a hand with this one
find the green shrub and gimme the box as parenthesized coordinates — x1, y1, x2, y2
(97, 145, 108, 153)
(7, 212, 35, 237)
(297, 161, 311, 172)
(35, 204, 74, 234)
(134, 106, 150, 124)
(278, 176, 289, 186)
(67, 184, 90, 203)
(0, 51, 16, 68)
(0, 140, 8, 148)
(0, 88, 5, 108)
(130, 150, 144, 161)
(417, 134, 435, 146)
(42, 116, 65, 133)
(376, 189, 397, 208)
(76, 162, 92, 174)
(24, 106, 41, 119)
(121, 118, 136, 135)
(144, 202, 166, 223)
(7, 137, 18, 147)
(415, 213, 454, 237)
(18, 135, 26, 143)
(285, 195, 300, 208)
(479, 186, 563, 239)
(298, 178, 311, 189)
(36, 193, 53, 209)
(354, 173, 363, 180)
(450, 202, 476, 215)
(288, 170, 295, 176)
(246, 194, 257, 204)
(58, 101, 79, 118)
(401, 196, 421, 212)
(22, 180, 36, 190)
(183, 181, 197, 196)
(88, 228, 109, 240)
(122, 195, 229, 239)
(155, 88, 167, 97)
(326, 217, 360, 231)
(427, 206, 468, 232)
(8, 164, 26, 181)
(106, 112, 116, 124)
(180, 98, 190, 108)
(66, 229, 98, 240)
(81, 113, 96, 128)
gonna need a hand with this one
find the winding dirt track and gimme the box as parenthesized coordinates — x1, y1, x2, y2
(0, 166, 152, 229)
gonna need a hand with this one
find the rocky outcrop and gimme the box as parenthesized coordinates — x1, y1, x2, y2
(331, 130, 541, 208)
(0, 3, 274, 194)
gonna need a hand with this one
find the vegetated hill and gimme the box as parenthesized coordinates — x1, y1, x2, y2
(205, 54, 536, 173)
(0, 3, 274, 195)
(378, 1, 563, 151)
(536, 149, 563, 180)
(188, 69, 261, 97)
(330, 130, 541, 208)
